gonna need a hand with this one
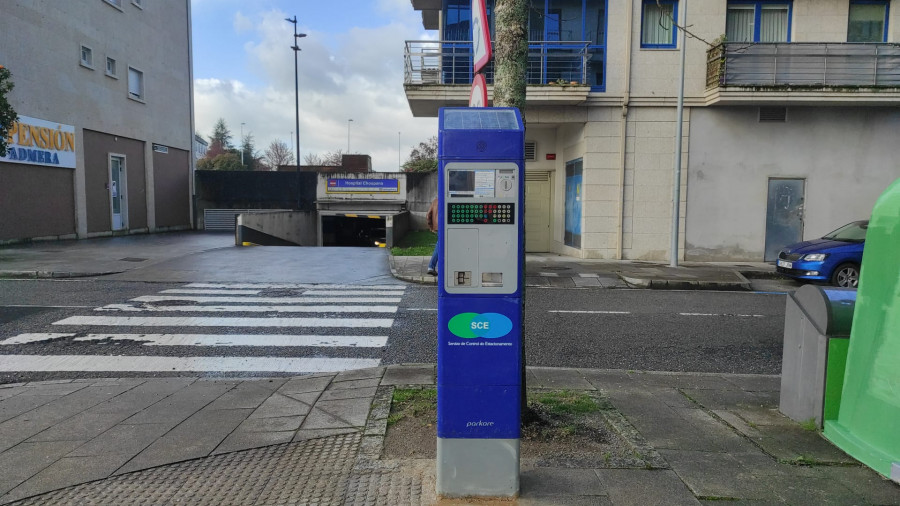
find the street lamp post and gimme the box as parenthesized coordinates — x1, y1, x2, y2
(347, 119, 353, 154)
(240, 122, 245, 167)
(398, 131, 401, 170)
(286, 16, 306, 208)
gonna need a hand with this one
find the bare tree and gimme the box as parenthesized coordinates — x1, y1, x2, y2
(304, 149, 343, 166)
(264, 139, 294, 169)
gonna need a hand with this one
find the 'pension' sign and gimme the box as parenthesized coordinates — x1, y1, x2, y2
(2, 115, 77, 169)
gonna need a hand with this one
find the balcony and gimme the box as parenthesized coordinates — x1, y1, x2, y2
(705, 42, 900, 106)
(404, 40, 596, 116)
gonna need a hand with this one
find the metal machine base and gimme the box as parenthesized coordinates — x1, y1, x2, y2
(436, 437, 519, 497)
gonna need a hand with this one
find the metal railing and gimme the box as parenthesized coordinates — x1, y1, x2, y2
(707, 42, 900, 89)
(404, 40, 596, 86)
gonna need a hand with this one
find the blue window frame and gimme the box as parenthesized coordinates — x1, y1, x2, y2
(641, 0, 678, 48)
(442, 0, 607, 91)
(848, 0, 889, 42)
(726, 1, 793, 42)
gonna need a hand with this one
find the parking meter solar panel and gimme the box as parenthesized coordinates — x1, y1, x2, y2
(442, 109, 519, 130)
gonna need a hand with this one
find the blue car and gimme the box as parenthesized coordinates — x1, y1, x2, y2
(775, 221, 868, 288)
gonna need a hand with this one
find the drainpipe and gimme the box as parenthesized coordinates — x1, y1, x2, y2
(617, 0, 634, 260)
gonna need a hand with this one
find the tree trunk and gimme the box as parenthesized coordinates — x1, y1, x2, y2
(492, 0, 528, 110)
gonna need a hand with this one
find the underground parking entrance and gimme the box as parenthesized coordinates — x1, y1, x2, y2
(321, 214, 388, 248)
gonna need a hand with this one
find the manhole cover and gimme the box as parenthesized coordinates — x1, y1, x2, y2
(119, 257, 148, 262)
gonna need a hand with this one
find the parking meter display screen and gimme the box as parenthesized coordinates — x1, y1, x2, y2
(448, 170, 475, 196)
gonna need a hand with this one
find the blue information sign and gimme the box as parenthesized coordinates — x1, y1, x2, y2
(326, 178, 399, 193)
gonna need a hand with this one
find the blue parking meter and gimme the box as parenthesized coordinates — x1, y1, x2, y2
(436, 107, 525, 497)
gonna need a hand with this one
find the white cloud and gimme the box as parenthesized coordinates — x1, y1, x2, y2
(193, 7, 438, 171)
(233, 11, 253, 33)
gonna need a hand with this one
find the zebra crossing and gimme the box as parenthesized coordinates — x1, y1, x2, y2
(0, 283, 406, 375)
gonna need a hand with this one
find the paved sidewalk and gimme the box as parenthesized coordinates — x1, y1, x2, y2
(391, 253, 780, 290)
(1, 365, 897, 505)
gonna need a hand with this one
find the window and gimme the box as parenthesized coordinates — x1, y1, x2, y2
(80, 45, 93, 68)
(103, 0, 123, 9)
(106, 57, 117, 77)
(127, 66, 144, 101)
(848, 1, 889, 42)
(642, 0, 677, 48)
(726, 1, 792, 42)
(132, 0, 143, 8)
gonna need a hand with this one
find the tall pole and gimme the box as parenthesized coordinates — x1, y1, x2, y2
(398, 131, 401, 170)
(670, 0, 687, 268)
(240, 122, 245, 167)
(286, 16, 306, 208)
(347, 118, 353, 153)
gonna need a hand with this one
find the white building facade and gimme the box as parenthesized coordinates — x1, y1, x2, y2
(0, 0, 194, 243)
(405, 0, 900, 261)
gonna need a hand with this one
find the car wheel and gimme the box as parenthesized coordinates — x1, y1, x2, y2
(831, 263, 860, 288)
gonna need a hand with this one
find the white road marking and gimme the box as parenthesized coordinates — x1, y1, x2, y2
(300, 290, 410, 296)
(53, 316, 394, 328)
(159, 289, 261, 295)
(0, 355, 381, 373)
(132, 296, 402, 304)
(97, 304, 398, 313)
(406, 308, 438, 311)
(1, 333, 388, 347)
(679, 313, 765, 317)
(1, 333, 76, 345)
(184, 283, 406, 290)
(549, 310, 631, 314)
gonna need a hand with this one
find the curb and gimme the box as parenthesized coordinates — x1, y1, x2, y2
(0, 270, 120, 279)
(619, 271, 751, 291)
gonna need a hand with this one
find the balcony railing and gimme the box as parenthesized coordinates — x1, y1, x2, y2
(707, 42, 900, 89)
(404, 40, 596, 86)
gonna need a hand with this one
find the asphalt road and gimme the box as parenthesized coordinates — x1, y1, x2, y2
(0, 279, 786, 384)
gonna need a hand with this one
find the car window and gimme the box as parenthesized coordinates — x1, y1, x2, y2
(823, 221, 868, 242)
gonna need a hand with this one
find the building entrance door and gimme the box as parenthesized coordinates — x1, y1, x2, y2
(525, 172, 551, 252)
(764, 178, 804, 261)
(110, 155, 127, 231)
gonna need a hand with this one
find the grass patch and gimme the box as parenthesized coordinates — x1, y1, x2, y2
(390, 231, 437, 256)
(532, 390, 601, 416)
(388, 388, 437, 426)
(799, 418, 818, 432)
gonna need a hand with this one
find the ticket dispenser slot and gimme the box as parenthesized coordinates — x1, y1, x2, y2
(436, 107, 525, 498)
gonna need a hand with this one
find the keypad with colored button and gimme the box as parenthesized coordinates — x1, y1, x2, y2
(447, 203, 515, 225)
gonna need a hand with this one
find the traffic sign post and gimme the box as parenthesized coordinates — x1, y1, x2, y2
(469, 73, 487, 107)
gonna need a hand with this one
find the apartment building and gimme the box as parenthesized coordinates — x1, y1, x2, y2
(0, 0, 194, 243)
(405, 0, 900, 261)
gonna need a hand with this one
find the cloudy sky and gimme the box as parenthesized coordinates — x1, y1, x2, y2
(191, 0, 438, 171)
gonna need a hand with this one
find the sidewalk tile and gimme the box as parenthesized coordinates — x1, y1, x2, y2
(326, 378, 381, 390)
(279, 375, 334, 395)
(293, 427, 358, 442)
(659, 449, 781, 501)
(249, 391, 318, 419)
(382, 365, 435, 386)
(1, 454, 125, 504)
(579, 369, 637, 389)
(528, 367, 595, 390)
(116, 408, 252, 474)
(721, 375, 781, 392)
(320, 386, 378, 402)
(206, 379, 287, 410)
(121, 381, 237, 426)
(334, 367, 385, 382)
(213, 430, 295, 455)
(66, 423, 169, 457)
(597, 469, 701, 505)
(301, 397, 371, 429)
(811, 466, 900, 505)
(765, 474, 868, 505)
(520, 468, 607, 497)
(0, 440, 85, 497)
(632, 373, 736, 391)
